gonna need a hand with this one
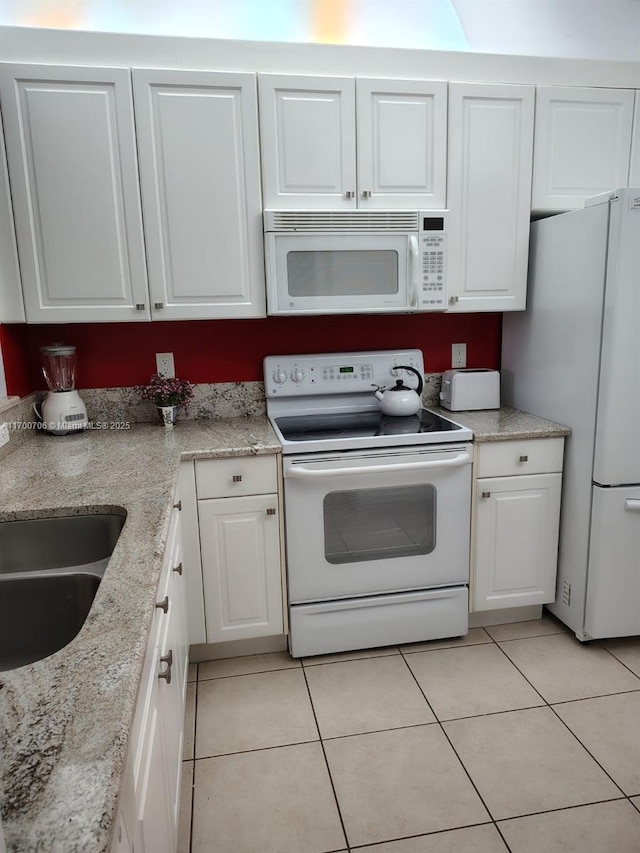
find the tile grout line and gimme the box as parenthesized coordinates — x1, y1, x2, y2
(300, 657, 352, 852)
(395, 645, 514, 851)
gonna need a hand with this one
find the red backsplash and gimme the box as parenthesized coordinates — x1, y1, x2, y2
(1, 314, 502, 396)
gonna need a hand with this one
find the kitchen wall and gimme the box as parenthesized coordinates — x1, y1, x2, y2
(0, 313, 501, 395)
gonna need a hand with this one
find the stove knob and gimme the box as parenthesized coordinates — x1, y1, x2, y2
(272, 368, 288, 385)
(291, 367, 305, 384)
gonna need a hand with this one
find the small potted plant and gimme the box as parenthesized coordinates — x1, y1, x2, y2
(138, 373, 195, 427)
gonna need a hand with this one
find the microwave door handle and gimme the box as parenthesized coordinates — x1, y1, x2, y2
(287, 450, 472, 478)
(624, 499, 640, 511)
(408, 235, 419, 309)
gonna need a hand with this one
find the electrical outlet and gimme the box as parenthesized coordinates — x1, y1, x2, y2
(0, 423, 9, 448)
(452, 343, 467, 368)
(155, 353, 175, 378)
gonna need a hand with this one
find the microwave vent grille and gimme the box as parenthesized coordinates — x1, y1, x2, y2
(265, 210, 419, 232)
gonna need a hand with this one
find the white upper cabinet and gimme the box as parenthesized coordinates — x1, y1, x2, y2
(355, 78, 447, 209)
(258, 73, 447, 210)
(0, 63, 149, 323)
(132, 69, 266, 319)
(447, 82, 534, 312)
(259, 74, 356, 209)
(532, 86, 635, 211)
(629, 91, 640, 187)
(0, 104, 24, 323)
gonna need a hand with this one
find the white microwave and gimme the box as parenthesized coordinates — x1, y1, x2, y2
(263, 210, 448, 316)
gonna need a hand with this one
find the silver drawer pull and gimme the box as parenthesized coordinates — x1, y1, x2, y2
(345, 190, 355, 199)
(624, 499, 640, 512)
(449, 295, 459, 304)
(159, 649, 173, 683)
(173, 500, 182, 511)
(153, 302, 164, 310)
(519, 455, 529, 462)
(266, 508, 276, 516)
(232, 475, 243, 483)
(361, 190, 372, 199)
(481, 491, 491, 498)
(155, 595, 169, 613)
(173, 561, 183, 575)
(135, 303, 146, 311)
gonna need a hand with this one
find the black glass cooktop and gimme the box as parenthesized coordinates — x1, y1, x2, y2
(275, 409, 463, 442)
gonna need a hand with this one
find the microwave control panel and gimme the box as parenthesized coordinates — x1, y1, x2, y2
(418, 211, 448, 310)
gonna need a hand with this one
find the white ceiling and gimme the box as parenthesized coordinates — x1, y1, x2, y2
(0, 0, 638, 62)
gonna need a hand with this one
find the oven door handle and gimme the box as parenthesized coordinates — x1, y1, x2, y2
(286, 450, 472, 478)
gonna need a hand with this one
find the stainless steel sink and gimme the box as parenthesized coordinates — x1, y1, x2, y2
(0, 511, 126, 671)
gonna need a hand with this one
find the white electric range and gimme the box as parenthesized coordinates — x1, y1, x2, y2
(264, 350, 474, 658)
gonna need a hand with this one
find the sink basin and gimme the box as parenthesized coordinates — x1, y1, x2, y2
(0, 512, 126, 577)
(0, 511, 126, 671)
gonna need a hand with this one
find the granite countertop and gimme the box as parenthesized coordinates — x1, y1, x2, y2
(434, 405, 570, 442)
(0, 417, 280, 853)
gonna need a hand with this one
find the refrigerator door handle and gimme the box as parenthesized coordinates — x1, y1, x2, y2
(624, 499, 640, 512)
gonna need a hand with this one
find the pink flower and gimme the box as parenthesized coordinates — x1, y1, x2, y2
(137, 374, 195, 410)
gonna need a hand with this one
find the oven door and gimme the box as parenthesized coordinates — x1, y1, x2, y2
(265, 232, 417, 315)
(283, 444, 472, 603)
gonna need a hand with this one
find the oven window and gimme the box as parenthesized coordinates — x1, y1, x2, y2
(287, 250, 399, 297)
(323, 484, 436, 564)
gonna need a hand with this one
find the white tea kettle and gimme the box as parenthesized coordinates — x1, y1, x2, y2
(373, 365, 424, 417)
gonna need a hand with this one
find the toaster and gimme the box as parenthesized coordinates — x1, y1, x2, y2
(440, 369, 500, 411)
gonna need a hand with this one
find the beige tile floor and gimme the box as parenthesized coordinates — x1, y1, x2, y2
(179, 614, 640, 853)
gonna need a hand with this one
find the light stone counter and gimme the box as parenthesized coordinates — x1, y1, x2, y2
(432, 405, 570, 442)
(0, 417, 280, 853)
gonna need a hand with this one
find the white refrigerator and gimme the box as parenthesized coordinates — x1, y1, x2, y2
(502, 188, 640, 641)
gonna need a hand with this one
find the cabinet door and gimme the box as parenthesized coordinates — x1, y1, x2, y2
(473, 473, 562, 611)
(0, 105, 24, 322)
(133, 69, 265, 319)
(532, 86, 635, 211)
(356, 78, 447, 209)
(629, 91, 640, 187)
(447, 82, 534, 312)
(199, 494, 283, 643)
(258, 73, 356, 209)
(0, 63, 149, 322)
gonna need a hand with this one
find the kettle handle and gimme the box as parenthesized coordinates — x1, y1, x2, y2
(394, 366, 423, 398)
(32, 401, 43, 422)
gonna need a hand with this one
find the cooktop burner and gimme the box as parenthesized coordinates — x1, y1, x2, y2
(276, 409, 463, 442)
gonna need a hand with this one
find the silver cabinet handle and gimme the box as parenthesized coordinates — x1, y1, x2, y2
(449, 296, 459, 304)
(153, 302, 164, 310)
(155, 595, 169, 613)
(173, 500, 182, 511)
(625, 499, 640, 512)
(173, 561, 183, 575)
(481, 491, 491, 498)
(159, 649, 173, 683)
(361, 190, 372, 199)
(345, 190, 355, 199)
(519, 455, 529, 462)
(266, 508, 276, 516)
(232, 475, 243, 483)
(135, 303, 146, 311)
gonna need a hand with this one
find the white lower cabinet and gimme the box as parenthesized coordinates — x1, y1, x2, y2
(111, 500, 188, 853)
(472, 438, 564, 611)
(196, 455, 284, 644)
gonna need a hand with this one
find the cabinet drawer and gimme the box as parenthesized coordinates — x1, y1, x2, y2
(195, 455, 277, 499)
(476, 437, 564, 478)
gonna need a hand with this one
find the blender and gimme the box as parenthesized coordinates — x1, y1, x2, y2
(39, 344, 88, 435)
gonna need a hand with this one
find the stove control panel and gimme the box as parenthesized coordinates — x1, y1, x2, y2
(264, 350, 424, 397)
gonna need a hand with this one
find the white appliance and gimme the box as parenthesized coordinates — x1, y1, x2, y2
(264, 350, 473, 657)
(502, 188, 640, 641)
(440, 368, 501, 411)
(263, 210, 448, 315)
(39, 344, 88, 436)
